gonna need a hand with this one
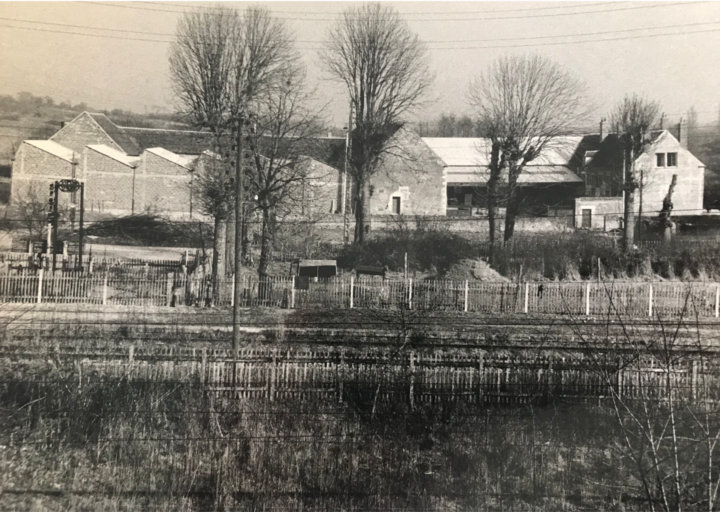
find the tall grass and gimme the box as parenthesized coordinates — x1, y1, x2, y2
(0, 360, 692, 511)
(487, 233, 720, 281)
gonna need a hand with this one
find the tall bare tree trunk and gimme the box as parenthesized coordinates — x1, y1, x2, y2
(504, 183, 521, 242)
(623, 148, 636, 251)
(354, 177, 368, 243)
(258, 207, 273, 278)
(486, 143, 502, 263)
(211, 217, 226, 304)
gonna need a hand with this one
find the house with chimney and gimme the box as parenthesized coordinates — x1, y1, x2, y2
(575, 119, 705, 230)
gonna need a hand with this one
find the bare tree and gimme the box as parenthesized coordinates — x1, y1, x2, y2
(170, 4, 297, 283)
(610, 94, 660, 250)
(468, 54, 589, 247)
(244, 70, 326, 278)
(321, 3, 432, 243)
(189, 153, 234, 301)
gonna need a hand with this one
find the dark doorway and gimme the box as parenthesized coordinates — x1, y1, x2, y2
(392, 196, 401, 214)
(581, 208, 592, 229)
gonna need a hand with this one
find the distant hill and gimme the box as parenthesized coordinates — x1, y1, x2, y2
(0, 92, 191, 165)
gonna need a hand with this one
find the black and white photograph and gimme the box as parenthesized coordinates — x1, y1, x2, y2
(1, 1, 720, 510)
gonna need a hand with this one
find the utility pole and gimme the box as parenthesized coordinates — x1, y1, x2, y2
(343, 103, 354, 245)
(233, 109, 245, 360)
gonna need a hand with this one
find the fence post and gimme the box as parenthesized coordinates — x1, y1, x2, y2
(408, 278, 413, 309)
(349, 276, 354, 309)
(102, 272, 108, 306)
(585, 282, 590, 316)
(200, 348, 207, 385)
(128, 345, 134, 363)
(715, 285, 719, 318)
(464, 280, 469, 313)
(166, 272, 173, 307)
(691, 360, 698, 401)
(409, 350, 415, 408)
(524, 282, 529, 314)
(230, 274, 235, 307)
(648, 284, 653, 317)
(291, 279, 295, 309)
(36, 268, 43, 304)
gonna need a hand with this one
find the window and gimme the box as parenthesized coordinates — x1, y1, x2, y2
(656, 153, 666, 167)
(667, 152, 677, 167)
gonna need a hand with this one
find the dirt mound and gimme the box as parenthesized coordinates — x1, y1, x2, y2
(441, 258, 509, 282)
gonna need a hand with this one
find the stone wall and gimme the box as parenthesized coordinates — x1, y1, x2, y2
(136, 151, 192, 218)
(574, 197, 623, 230)
(85, 148, 135, 213)
(11, 143, 75, 207)
(368, 130, 446, 218)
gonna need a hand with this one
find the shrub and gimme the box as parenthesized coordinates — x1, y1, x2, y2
(336, 225, 476, 275)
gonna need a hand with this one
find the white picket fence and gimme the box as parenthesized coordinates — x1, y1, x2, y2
(0, 271, 718, 318)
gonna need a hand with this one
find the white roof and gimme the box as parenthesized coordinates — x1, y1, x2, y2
(87, 144, 139, 167)
(25, 140, 77, 162)
(446, 165, 583, 185)
(422, 136, 586, 167)
(146, 147, 196, 169)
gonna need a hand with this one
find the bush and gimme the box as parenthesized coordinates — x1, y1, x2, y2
(336, 225, 476, 275)
(85, 214, 212, 247)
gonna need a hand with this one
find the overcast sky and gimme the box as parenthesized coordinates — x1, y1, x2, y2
(1, 1, 719, 133)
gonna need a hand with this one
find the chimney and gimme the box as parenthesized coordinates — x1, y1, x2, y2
(60, 121, 66, 129)
(599, 117, 606, 141)
(659, 112, 666, 130)
(678, 118, 688, 149)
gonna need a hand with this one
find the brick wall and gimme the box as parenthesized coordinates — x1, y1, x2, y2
(136, 151, 192, 217)
(11, 143, 75, 208)
(85, 148, 135, 213)
(368, 129, 446, 218)
(51, 113, 121, 154)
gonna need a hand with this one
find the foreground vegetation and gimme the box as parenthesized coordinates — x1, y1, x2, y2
(1, 354, 719, 511)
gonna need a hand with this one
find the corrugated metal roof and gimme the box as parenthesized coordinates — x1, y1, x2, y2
(146, 147, 196, 169)
(87, 144, 139, 167)
(446, 165, 583, 184)
(422, 136, 590, 167)
(25, 140, 77, 163)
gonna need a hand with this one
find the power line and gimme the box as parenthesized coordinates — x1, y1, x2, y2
(3, 16, 720, 50)
(134, 0, 628, 17)
(81, 1, 707, 23)
(6, 14, 720, 46)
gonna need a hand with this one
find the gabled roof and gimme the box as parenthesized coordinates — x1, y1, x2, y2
(87, 144, 139, 167)
(88, 113, 142, 156)
(585, 129, 705, 170)
(121, 127, 217, 156)
(24, 140, 77, 163)
(145, 147, 196, 169)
